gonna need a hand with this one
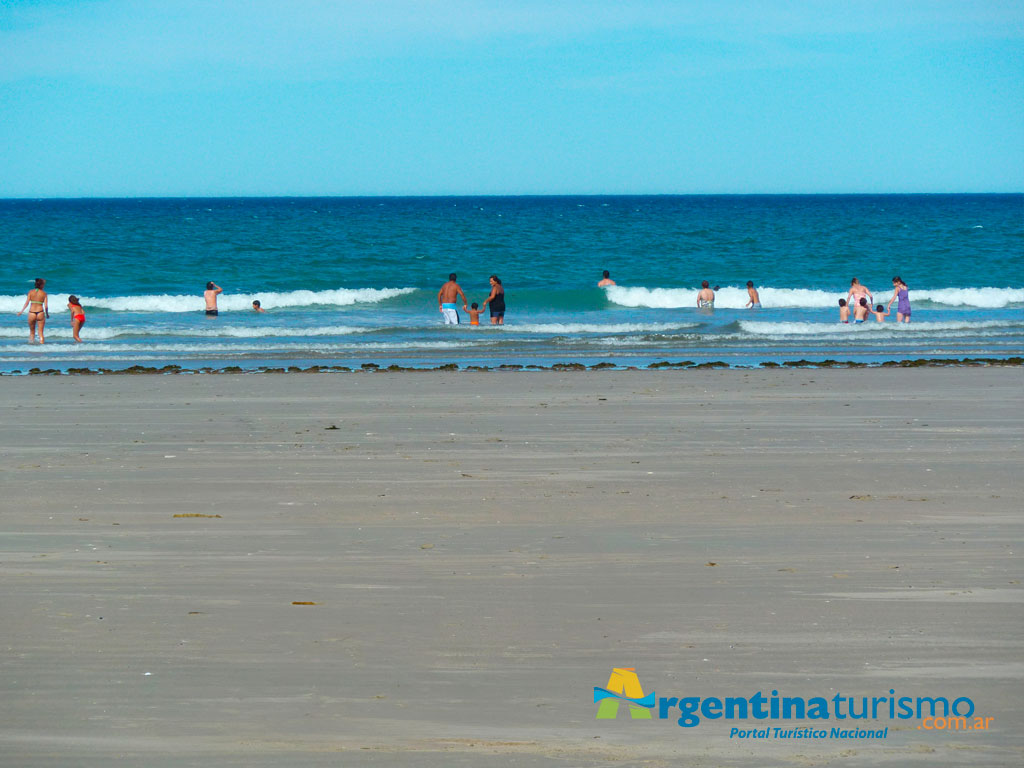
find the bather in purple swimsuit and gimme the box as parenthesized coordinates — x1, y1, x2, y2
(897, 288, 910, 316)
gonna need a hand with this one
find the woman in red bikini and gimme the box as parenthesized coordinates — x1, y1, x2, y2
(68, 295, 86, 343)
(17, 278, 49, 344)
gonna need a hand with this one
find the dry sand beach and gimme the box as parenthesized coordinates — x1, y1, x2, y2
(2, 368, 1022, 767)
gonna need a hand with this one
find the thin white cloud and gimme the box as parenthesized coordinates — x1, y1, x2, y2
(1, 0, 1020, 84)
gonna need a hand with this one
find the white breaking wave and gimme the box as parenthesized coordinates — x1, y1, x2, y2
(0, 325, 373, 340)
(915, 288, 1024, 308)
(174, 324, 369, 338)
(0, 287, 416, 313)
(606, 285, 1024, 309)
(0, 326, 122, 340)
(0, 322, 701, 340)
(606, 286, 703, 308)
(0, 322, 704, 341)
(608, 285, 844, 309)
(738, 320, 1019, 336)
(501, 322, 698, 334)
(0, 340, 480, 357)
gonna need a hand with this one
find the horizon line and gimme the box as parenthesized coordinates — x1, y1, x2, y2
(2, 191, 1022, 202)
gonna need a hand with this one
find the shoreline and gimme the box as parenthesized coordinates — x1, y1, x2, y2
(1, 355, 1022, 375)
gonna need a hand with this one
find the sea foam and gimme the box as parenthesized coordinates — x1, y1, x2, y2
(914, 287, 1024, 308)
(607, 285, 1024, 309)
(738, 319, 1018, 336)
(0, 287, 416, 313)
(501, 322, 697, 334)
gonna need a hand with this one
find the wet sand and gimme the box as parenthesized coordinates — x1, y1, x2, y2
(1, 369, 1022, 767)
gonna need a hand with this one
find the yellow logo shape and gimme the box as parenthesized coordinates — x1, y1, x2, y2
(595, 667, 653, 719)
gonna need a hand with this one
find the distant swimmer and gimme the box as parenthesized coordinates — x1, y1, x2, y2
(887, 276, 911, 323)
(838, 298, 850, 323)
(847, 278, 872, 310)
(697, 280, 715, 309)
(438, 273, 467, 325)
(745, 281, 761, 308)
(204, 282, 223, 316)
(598, 270, 616, 287)
(482, 275, 505, 325)
(17, 277, 48, 344)
(252, 300, 266, 313)
(67, 295, 86, 342)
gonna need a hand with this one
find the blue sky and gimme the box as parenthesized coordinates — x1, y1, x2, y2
(1, 0, 1022, 196)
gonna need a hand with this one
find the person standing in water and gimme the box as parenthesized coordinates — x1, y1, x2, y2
(438, 273, 467, 325)
(745, 281, 761, 308)
(847, 278, 872, 310)
(67, 295, 86, 342)
(887, 276, 911, 323)
(598, 270, 616, 287)
(204, 282, 223, 316)
(481, 275, 506, 325)
(697, 281, 715, 308)
(17, 278, 49, 343)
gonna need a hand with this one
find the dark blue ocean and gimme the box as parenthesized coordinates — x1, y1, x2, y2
(1, 195, 1021, 371)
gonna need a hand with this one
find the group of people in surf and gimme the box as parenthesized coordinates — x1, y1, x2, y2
(13, 272, 911, 344)
(600, 270, 911, 321)
(840, 277, 911, 324)
(16, 278, 86, 344)
(437, 273, 505, 326)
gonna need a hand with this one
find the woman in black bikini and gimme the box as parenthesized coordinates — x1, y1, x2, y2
(17, 278, 49, 344)
(482, 275, 505, 325)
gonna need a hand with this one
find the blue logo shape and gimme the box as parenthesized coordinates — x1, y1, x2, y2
(594, 687, 656, 709)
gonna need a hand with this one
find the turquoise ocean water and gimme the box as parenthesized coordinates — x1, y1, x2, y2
(1, 195, 1021, 371)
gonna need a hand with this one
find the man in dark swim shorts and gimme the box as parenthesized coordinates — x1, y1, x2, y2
(204, 281, 222, 317)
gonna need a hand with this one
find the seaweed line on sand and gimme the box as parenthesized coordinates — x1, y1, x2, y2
(2, 357, 1022, 376)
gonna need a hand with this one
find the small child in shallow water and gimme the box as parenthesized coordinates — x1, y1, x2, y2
(852, 298, 871, 323)
(67, 295, 85, 343)
(838, 299, 849, 323)
(467, 303, 482, 326)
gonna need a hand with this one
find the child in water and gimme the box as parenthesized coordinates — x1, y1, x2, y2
(67, 295, 85, 343)
(852, 297, 871, 323)
(467, 302, 482, 326)
(870, 304, 890, 322)
(838, 299, 849, 323)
